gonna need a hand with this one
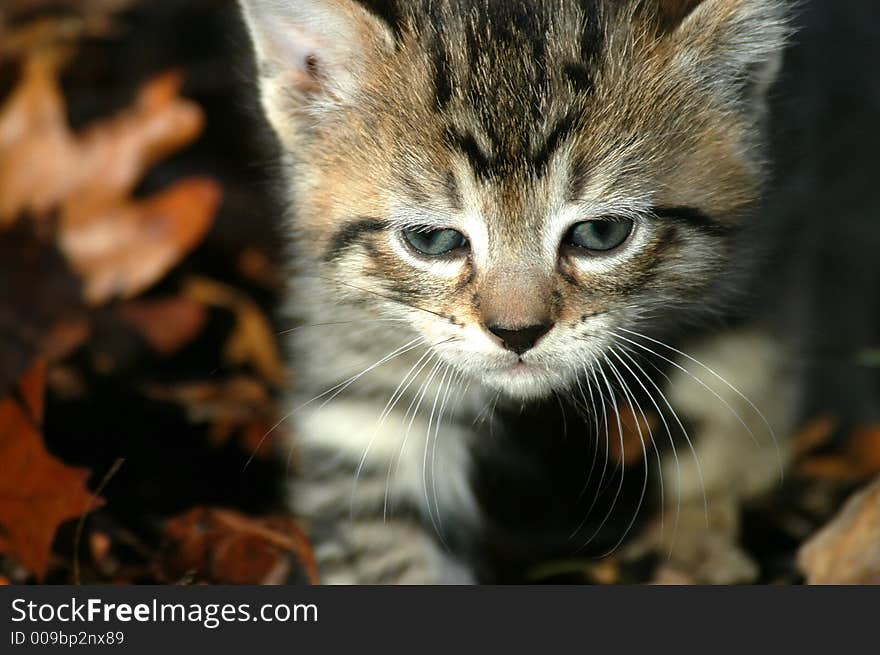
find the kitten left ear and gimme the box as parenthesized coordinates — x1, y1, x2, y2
(239, 1, 395, 145)
(670, 0, 789, 108)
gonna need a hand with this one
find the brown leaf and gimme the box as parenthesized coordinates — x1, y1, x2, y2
(0, 47, 220, 304)
(0, 220, 84, 395)
(0, 361, 102, 579)
(798, 425, 880, 482)
(1, 14, 123, 59)
(799, 475, 880, 584)
(608, 404, 658, 466)
(159, 508, 318, 585)
(791, 415, 838, 459)
(183, 277, 285, 384)
(2, 0, 136, 26)
(238, 247, 282, 290)
(148, 377, 279, 456)
(145, 377, 274, 425)
(119, 296, 207, 356)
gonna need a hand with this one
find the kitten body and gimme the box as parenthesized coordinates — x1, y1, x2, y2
(240, 0, 800, 583)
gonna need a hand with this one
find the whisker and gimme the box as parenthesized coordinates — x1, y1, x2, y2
(422, 363, 452, 545)
(618, 327, 783, 483)
(384, 358, 444, 521)
(279, 318, 410, 336)
(246, 335, 428, 471)
(571, 364, 612, 537)
(425, 365, 458, 547)
(599, 351, 652, 557)
(573, 371, 601, 507)
(610, 346, 682, 557)
(306, 275, 453, 322)
(431, 368, 464, 543)
(616, 343, 709, 530)
(350, 346, 436, 520)
(578, 361, 626, 553)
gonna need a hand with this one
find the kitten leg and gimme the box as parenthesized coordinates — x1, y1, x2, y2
(657, 327, 799, 583)
(289, 399, 479, 585)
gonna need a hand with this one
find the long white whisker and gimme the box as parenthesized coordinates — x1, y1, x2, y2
(350, 346, 435, 520)
(618, 327, 783, 482)
(384, 358, 444, 521)
(600, 352, 651, 557)
(616, 343, 709, 530)
(579, 361, 626, 552)
(279, 318, 410, 336)
(574, 371, 601, 505)
(610, 346, 682, 556)
(423, 363, 452, 545)
(571, 364, 612, 538)
(249, 335, 428, 472)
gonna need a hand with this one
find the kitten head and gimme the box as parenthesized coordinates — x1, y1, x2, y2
(241, 0, 788, 400)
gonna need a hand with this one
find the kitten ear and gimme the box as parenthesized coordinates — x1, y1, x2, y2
(239, 1, 394, 142)
(669, 0, 789, 108)
(654, 0, 707, 29)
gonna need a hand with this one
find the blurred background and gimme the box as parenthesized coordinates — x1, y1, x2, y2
(0, 0, 878, 585)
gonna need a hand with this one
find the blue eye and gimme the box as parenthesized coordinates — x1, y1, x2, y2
(565, 219, 634, 252)
(403, 228, 468, 256)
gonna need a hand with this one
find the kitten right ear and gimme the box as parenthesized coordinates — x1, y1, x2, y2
(239, 1, 393, 144)
(654, 0, 707, 30)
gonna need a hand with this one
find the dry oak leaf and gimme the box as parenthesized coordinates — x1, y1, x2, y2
(0, 47, 220, 304)
(145, 377, 274, 425)
(183, 277, 285, 384)
(159, 508, 319, 585)
(799, 475, 880, 584)
(798, 425, 880, 482)
(0, 361, 102, 580)
(608, 404, 658, 466)
(118, 296, 207, 356)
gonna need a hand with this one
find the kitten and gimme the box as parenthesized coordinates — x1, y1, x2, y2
(239, 0, 796, 584)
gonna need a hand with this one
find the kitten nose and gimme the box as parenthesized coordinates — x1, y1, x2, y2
(488, 323, 553, 355)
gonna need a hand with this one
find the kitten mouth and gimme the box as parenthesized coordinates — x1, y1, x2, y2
(503, 359, 542, 376)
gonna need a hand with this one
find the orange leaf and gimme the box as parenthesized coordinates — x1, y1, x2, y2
(119, 296, 208, 356)
(608, 404, 658, 466)
(799, 475, 880, 584)
(798, 424, 880, 482)
(0, 361, 102, 579)
(61, 176, 220, 305)
(159, 508, 318, 585)
(0, 48, 220, 305)
(183, 277, 285, 384)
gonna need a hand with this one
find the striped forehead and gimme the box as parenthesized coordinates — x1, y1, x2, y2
(359, 0, 606, 181)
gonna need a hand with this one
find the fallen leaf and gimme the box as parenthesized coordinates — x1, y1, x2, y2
(0, 361, 102, 579)
(158, 508, 318, 585)
(145, 377, 274, 425)
(607, 404, 658, 466)
(2, 0, 135, 25)
(0, 14, 123, 59)
(0, 219, 83, 395)
(238, 247, 282, 290)
(791, 415, 838, 459)
(119, 296, 207, 356)
(183, 277, 285, 384)
(0, 46, 220, 304)
(798, 425, 880, 482)
(799, 475, 880, 584)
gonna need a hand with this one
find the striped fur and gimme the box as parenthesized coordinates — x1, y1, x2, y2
(240, 0, 791, 583)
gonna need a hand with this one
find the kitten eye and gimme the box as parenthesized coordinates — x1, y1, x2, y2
(402, 228, 468, 256)
(565, 219, 634, 252)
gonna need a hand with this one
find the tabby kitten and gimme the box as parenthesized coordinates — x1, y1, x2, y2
(240, 0, 794, 584)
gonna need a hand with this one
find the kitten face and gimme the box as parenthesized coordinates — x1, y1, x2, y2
(242, 0, 787, 400)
